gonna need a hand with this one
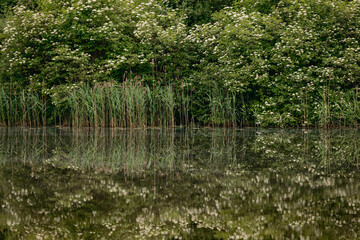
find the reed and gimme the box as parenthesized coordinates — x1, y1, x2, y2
(177, 88, 191, 126)
(2, 82, 358, 128)
(0, 87, 9, 125)
(0, 83, 240, 128)
(134, 83, 147, 127)
(317, 89, 360, 128)
(0, 87, 46, 126)
(146, 85, 156, 126)
(334, 89, 360, 128)
(160, 86, 175, 127)
(48, 82, 176, 128)
(106, 85, 125, 127)
(208, 87, 237, 127)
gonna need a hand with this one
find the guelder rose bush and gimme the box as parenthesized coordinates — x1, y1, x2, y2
(0, 0, 360, 127)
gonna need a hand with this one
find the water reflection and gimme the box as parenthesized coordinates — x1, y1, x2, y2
(0, 128, 359, 239)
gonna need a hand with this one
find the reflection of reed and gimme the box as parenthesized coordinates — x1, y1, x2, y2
(316, 130, 360, 170)
(0, 128, 359, 174)
(1, 130, 360, 240)
(0, 128, 179, 175)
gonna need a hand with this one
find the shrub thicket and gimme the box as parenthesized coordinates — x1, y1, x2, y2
(1, 0, 360, 127)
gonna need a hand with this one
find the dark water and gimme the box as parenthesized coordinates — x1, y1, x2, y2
(0, 128, 359, 239)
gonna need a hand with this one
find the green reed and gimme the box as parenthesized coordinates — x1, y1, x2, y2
(0, 82, 239, 127)
(53, 82, 175, 128)
(0, 87, 9, 125)
(208, 88, 238, 127)
(317, 89, 360, 128)
(334, 89, 360, 128)
(176, 88, 191, 126)
(2, 82, 358, 128)
(0, 87, 46, 126)
(160, 86, 175, 127)
(106, 85, 125, 127)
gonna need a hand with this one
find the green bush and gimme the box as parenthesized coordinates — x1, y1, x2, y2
(1, 0, 360, 127)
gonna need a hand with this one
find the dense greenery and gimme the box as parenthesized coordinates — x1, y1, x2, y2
(1, 0, 360, 127)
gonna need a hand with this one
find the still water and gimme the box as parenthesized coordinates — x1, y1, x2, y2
(0, 128, 359, 239)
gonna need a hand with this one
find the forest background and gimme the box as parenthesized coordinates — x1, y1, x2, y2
(1, 0, 360, 127)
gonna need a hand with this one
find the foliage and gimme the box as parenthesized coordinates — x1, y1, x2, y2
(165, 0, 235, 26)
(1, 0, 360, 127)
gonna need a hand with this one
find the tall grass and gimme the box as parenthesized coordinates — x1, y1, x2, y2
(0, 88, 46, 126)
(317, 88, 360, 128)
(1, 82, 359, 128)
(0, 81, 239, 127)
(208, 88, 238, 127)
(53, 82, 175, 127)
(176, 88, 191, 126)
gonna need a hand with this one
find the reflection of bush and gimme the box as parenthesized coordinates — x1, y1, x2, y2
(0, 128, 359, 239)
(1, 162, 359, 239)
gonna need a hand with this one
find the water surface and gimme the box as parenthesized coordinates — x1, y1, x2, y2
(0, 128, 359, 239)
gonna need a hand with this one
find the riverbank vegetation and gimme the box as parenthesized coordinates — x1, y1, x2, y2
(1, 0, 360, 127)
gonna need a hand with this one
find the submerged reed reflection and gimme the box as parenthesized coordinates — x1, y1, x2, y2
(0, 128, 359, 239)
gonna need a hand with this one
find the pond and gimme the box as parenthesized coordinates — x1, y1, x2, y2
(0, 128, 359, 239)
